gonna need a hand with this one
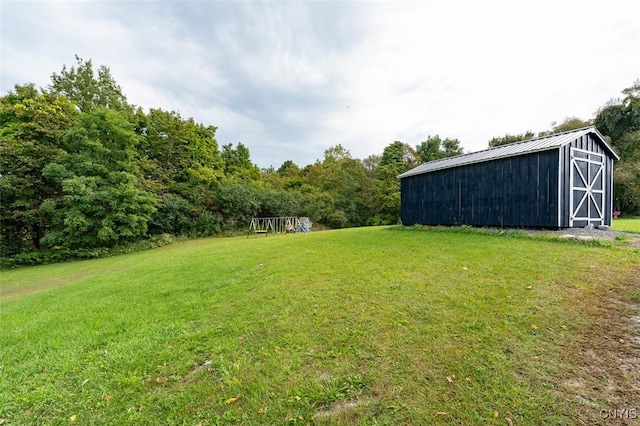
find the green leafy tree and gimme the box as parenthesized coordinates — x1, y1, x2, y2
(613, 157, 640, 213)
(595, 80, 640, 213)
(135, 108, 224, 189)
(380, 141, 421, 172)
(222, 142, 259, 178)
(133, 108, 225, 236)
(303, 190, 336, 227)
(368, 163, 402, 225)
(0, 84, 78, 255)
(40, 109, 156, 249)
(257, 190, 303, 218)
(277, 160, 301, 178)
(49, 55, 130, 113)
(361, 154, 381, 178)
(416, 135, 464, 162)
(488, 131, 535, 148)
(214, 177, 260, 229)
(595, 80, 640, 144)
(551, 117, 591, 133)
(304, 145, 367, 227)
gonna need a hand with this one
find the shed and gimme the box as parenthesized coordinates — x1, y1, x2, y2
(399, 127, 619, 228)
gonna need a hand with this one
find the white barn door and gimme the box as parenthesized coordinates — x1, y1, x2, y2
(569, 148, 604, 227)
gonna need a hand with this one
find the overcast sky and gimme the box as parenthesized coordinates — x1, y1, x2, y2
(2, 1, 639, 168)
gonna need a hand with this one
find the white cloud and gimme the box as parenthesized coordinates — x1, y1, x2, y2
(2, 0, 638, 167)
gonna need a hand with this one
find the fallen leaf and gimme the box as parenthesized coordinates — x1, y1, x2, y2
(531, 324, 539, 330)
(462, 266, 468, 271)
(505, 417, 513, 426)
(70, 414, 77, 422)
(446, 376, 453, 383)
(225, 396, 240, 404)
(494, 410, 499, 417)
(526, 286, 532, 290)
(465, 376, 472, 381)
(258, 407, 265, 415)
(436, 411, 447, 415)
(386, 405, 396, 409)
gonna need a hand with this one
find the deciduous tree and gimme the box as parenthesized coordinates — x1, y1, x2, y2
(416, 135, 463, 162)
(40, 109, 156, 249)
(0, 84, 77, 255)
(49, 55, 130, 113)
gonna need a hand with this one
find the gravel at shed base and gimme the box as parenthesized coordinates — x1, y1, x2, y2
(524, 226, 640, 246)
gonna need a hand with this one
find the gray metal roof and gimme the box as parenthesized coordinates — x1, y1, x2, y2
(399, 126, 618, 179)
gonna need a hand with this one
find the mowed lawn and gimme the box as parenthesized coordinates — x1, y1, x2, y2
(613, 217, 640, 234)
(1, 227, 639, 425)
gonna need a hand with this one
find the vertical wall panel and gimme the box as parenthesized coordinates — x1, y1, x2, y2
(401, 150, 560, 227)
(401, 133, 615, 228)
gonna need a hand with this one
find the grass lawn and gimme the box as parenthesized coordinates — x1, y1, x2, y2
(1, 227, 639, 424)
(612, 217, 640, 234)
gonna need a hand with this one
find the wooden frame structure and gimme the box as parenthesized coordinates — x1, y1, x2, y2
(248, 217, 305, 237)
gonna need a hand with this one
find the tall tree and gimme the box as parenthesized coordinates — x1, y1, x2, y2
(221, 142, 258, 178)
(305, 145, 367, 227)
(380, 141, 421, 172)
(135, 108, 224, 191)
(488, 131, 535, 148)
(0, 84, 78, 255)
(40, 109, 156, 249)
(595, 81, 640, 142)
(550, 117, 591, 133)
(595, 80, 640, 213)
(49, 55, 130, 113)
(416, 135, 464, 162)
(361, 154, 381, 178)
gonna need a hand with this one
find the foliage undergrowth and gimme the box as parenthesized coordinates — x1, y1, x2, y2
(0, 234, 179, 269)
(1, 227, 638, 424)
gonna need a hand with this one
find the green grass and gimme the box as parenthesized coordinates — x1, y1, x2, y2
(1, 227, 639, 425)
(612, 217, 640, 233)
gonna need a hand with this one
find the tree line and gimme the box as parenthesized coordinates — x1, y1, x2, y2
(488, 83, 640, 215)
(1, 57, 638, 265)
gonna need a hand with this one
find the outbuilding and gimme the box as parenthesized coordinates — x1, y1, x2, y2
(399, 127, 619, 228)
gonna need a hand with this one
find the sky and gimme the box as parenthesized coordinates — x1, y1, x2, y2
(2, 1, 639, 168)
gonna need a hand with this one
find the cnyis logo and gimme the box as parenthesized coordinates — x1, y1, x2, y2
(600, 408, 637, 419)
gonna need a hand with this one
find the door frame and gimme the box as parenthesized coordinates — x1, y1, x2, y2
(569, 147, 604, 227)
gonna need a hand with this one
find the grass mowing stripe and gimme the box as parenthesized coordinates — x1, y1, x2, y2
(1, 226, 638, 424)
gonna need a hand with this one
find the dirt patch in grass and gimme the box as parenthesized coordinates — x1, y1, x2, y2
(558, 277, 640, 424)
(314, 399, 364, 418)
(0, 277, 71, 301)
(0, 268, 123, 301)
